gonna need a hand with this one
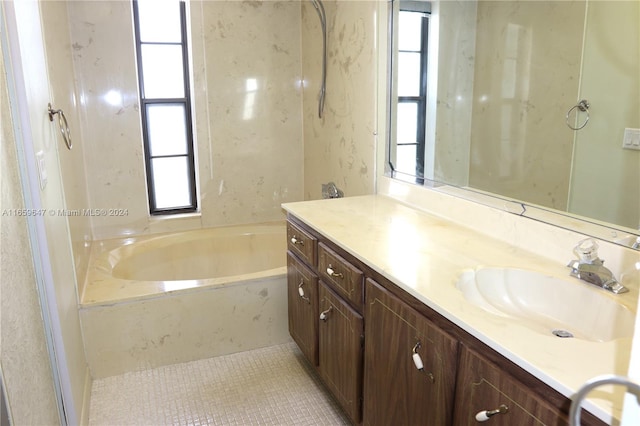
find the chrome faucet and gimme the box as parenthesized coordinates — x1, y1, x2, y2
(632, 236, 640, 250)
(567, 238, 629, 294)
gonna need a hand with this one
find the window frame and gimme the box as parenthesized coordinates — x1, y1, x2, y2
(397, 7, 429, 178)
(132, 0, 198, 215)
(388, 1, 430, 182)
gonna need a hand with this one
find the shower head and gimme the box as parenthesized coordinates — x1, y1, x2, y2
(309, 0, 327, 119)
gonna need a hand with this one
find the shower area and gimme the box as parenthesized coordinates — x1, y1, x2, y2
(1, 0, 377, 424)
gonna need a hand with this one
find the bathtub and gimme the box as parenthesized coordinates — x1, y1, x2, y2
(79, 222, 291, 378)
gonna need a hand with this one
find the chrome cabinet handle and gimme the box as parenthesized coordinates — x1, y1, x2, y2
(412, 342, 434, 383)
(326, 264, 343, 278)
(475, 405, 509, 422)
(297, 280, 310, 303)
(290, 236, 304, 246)
(319, 306, 332, 321)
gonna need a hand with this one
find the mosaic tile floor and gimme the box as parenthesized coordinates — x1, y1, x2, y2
(89, 342, 350, 425)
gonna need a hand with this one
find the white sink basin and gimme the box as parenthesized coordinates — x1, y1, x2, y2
(455, 267, 636, 342)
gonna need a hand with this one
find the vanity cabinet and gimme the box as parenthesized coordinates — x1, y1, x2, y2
(318, 281, 364, 424)
(454, 345, 569, 425)
(285, 216, 607, 426)
(286, 218, 364, 423)
(363, 279, 458, 426)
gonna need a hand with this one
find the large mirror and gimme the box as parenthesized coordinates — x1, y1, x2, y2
(386, 0, 640, 248)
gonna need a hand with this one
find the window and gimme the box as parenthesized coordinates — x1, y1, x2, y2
(390, 1, 430, 181)
(132, 0, 197, 214)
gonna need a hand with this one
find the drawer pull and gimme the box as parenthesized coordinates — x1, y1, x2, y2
(412, 342, 435, 383)
(320, 306, 333, 321)
(475, 405, 508, 422)
(290, 236, 304, 246)
(412, 342, 424, 370)
(297, 281, 310, 303)
(326, 264, 344, 278)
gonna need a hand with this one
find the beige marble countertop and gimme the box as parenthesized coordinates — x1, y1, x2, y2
(282, 194, 638, 424)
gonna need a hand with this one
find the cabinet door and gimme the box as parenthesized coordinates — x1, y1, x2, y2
(287, 252, 318, 365)
(454, 345, 568, 426)
(363, 279, 458, 426)
(318, 281, 364, 424)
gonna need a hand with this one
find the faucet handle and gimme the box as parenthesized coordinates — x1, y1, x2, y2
(573, 238, 601, 264)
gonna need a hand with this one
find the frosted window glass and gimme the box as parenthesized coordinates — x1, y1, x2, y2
(141, 45, 184, 98)
(398, 11, 423, 51)
(147, 105, 188, 156)
(151, 157, 191, 209)
(398, 52, 421, 97)
(137, 0, 181, 43)
(397, 103, 418, 144)
(395, 145, 417, 175)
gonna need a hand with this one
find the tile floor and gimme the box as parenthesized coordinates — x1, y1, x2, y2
(89, 341, 350, 425)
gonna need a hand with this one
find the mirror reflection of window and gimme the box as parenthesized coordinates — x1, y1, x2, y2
(391, 1, 430, 181)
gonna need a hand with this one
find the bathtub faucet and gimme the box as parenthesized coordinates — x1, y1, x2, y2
(567, 238, 628, 294)
(322, 182, 343, 199)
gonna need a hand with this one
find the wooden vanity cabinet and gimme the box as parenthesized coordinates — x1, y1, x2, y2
(318, 281, 364, 424)
(454, 345, 568, 425)
(286, 252, 319, 365)
(453, 345, 605, 426)
(363, 279, 458, 426)
(286, 218, 364, 423)
(285, 216, 607, 426)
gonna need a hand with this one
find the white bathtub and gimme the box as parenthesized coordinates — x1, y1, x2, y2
(79, 222, 290, 378)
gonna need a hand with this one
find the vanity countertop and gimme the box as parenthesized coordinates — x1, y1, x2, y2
(282, 194, 639, 424)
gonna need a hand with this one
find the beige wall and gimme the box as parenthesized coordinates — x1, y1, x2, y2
(468, 0, 585, 211)
(67, 0, 304, 240)
(301, 0, 377, 200)
(568, 0, 640, 230)
(0, 29, 60, 425)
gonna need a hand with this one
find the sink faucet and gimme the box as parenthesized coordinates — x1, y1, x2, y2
(567, 238, 629, 294)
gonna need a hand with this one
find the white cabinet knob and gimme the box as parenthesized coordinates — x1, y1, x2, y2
(475, 405, 508, 422)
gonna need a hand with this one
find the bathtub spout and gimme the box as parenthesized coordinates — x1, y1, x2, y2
(322, 182, 343, 199)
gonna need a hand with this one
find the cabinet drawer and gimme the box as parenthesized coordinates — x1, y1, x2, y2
(286, 220, 317, 267)
(454, 346, 569, 426)
(287, 252, 318, 366)
(318, 243, 363, 309)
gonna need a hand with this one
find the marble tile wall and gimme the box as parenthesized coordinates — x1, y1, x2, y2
(67, 0, 304, 240)
(468, 0, 585, 211)
(193, 0, 304, 227)
(431, 0, 477, 186)
(301, 0, 377, 200)
(40, 0, 93, 297)
(80, 276, 290, 378)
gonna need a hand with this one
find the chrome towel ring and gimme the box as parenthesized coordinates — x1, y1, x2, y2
(48, 103, 72, 150)
(565, 99, 590, 130)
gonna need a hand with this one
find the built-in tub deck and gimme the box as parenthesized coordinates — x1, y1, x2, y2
(81, 222, 287, 307)
(79, 222, 290, 378)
